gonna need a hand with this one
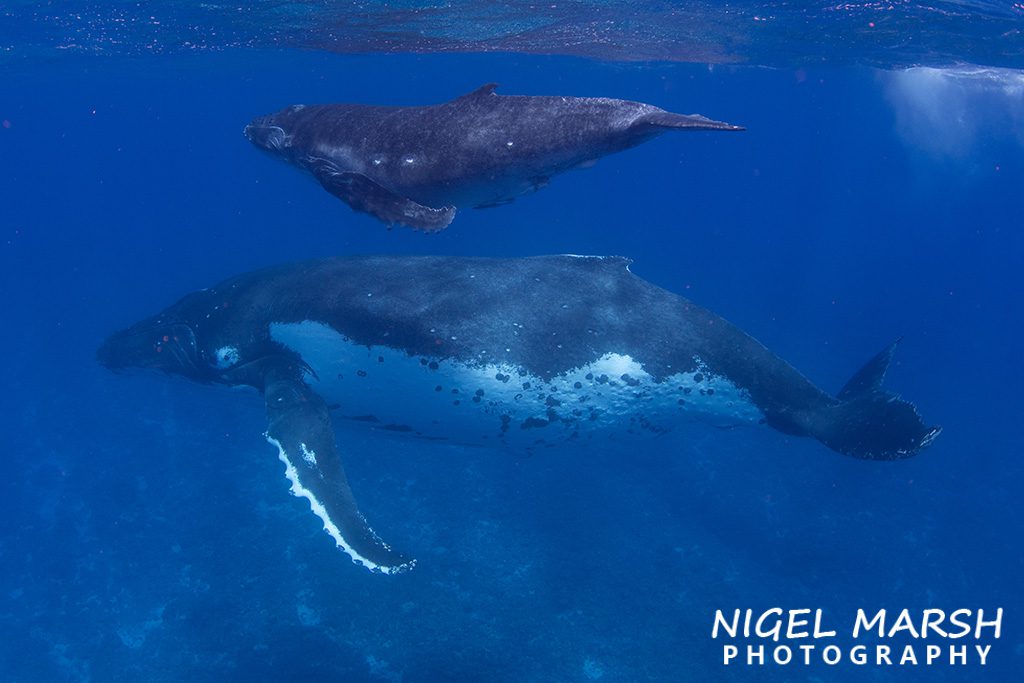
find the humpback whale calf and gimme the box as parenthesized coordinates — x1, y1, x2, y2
(243, 84, 742, 231)
(98, 255, 939, 574)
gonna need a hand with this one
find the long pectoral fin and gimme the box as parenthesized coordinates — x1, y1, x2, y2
(307, 158, 455, 232)
(263, 365, 414, 574)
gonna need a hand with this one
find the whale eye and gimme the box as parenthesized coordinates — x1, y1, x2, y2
(212, 345, 241, 369)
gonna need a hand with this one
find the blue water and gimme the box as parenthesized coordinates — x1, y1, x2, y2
(1, 12, 1023, 683)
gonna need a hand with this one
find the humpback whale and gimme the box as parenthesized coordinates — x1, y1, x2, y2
(243, 84, 742, 231)
(98, 255, 939, 574)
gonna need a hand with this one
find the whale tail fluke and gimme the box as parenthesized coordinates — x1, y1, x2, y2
(815, 340, 941, 460)
(639, 111, 745, 132)
(819, 392, 941, 460)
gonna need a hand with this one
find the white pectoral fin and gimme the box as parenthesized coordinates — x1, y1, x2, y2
(263, 364, 414, 574)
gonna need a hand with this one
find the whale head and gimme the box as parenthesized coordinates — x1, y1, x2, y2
(98, 281, 241, 383)
(98, 286, 288, 388)
(244, 105, 306, 152)
(97, 314, 215, 383)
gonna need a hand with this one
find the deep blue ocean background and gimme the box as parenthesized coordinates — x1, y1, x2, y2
(2, 13, 1023, 682)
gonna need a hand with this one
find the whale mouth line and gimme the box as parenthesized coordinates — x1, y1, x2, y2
(244, 123, 289, 150)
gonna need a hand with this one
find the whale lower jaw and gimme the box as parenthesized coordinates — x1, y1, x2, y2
(269, 321, 764, 447)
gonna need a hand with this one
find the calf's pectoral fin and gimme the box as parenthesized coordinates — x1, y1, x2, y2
(263, 362, 414, 574)
(308, 158, 455, 232)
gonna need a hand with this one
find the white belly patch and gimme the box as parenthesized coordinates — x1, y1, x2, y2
(270, 321, 764, 448)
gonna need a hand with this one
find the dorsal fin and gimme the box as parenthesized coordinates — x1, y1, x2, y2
(453, 83, 499, 103)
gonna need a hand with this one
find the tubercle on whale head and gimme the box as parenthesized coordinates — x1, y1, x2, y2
(243, 105, 303, 151)
(97, 317, 216, 383)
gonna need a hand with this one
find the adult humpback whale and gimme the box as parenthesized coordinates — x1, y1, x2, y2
(243, 84, 742, 231)
(98, 255, 939, 574)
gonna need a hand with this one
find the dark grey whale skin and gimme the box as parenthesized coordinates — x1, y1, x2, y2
(244, 84, 743, 231)
(98, 255, 939, 574)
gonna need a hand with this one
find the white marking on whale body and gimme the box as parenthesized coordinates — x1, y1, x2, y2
(300, 442, 317, 467)
(267, 435, 410, 575)
(213, 345, 241, 369)
(270, 321, 764, 446)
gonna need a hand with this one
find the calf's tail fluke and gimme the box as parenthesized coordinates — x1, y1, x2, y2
(813, 340, 941, 460)
(640, 111, 745, 131)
